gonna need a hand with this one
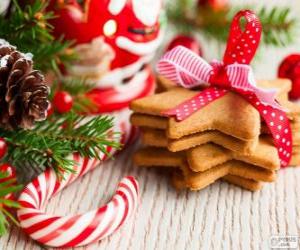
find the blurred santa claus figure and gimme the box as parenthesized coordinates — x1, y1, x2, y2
(49, 0, 164, 112)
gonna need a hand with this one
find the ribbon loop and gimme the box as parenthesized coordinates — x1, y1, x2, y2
(223, 10, 262, 65)
(157, 46, 212, 89)
(157, 10, 292, 167)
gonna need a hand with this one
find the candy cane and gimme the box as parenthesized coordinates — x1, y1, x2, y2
(17, 108, 139, 247)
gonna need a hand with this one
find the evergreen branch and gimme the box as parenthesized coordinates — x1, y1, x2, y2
(0, 0, 75, 72)
(0, 0, 121, 236)
(51, 78, 98, 113)
(258, 7, 296, 46)
(0, 113, 120, 177)
(54, 78, 96, 97)
(167, 2, 297, 47)
(0, 171, 22, 236)
(0, 210, 9, 237)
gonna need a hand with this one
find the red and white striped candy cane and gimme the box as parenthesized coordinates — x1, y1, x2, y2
(17, 108, 139, 248)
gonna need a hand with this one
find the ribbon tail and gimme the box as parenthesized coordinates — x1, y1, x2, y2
(227, 65, 283, 110)
(244, 94, 292, 167)
(254, 88, 283, 111)
(262, 107, 292, 167)
(161, 108, 180, 120)
(161, 88, 228, 121)
(157, 46, 213, 89)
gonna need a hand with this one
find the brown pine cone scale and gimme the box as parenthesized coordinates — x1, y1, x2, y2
(0, 42, 50, 130)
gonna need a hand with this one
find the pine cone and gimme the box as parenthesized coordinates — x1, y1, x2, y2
(0, 43, 50, 130)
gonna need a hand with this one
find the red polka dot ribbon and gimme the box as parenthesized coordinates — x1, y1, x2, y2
(157, 10, 292, 167)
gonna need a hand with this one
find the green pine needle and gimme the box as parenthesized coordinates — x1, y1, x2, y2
(258, 6, 296, 46)
(0, 112, 121, 177)
(167, 1, 297, 47)
(0, 0, 75, 72)
(53, 78, 96, 97)
(0, 171, 22, 236)
(51, 78, 98, 113)
(0, 213, 9, 237)
(0, 0, 123, 236)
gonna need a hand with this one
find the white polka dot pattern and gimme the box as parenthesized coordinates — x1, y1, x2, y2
(162, 87, 292, 167)
(157, 10, 293, 167)
(163, 88, 227, 120)
(223, 11, 262, 65)
(244, 92, 292, 167)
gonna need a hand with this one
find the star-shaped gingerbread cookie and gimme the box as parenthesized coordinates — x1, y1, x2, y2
(130, 88, 261, 140)
(187, 137, 280, 172)
(133, 147, 275, 191)
(140, 127, 258, 155)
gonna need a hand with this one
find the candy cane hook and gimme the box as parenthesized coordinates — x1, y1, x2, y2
(17, 155, 139, 247)
(16, 109, 139, 248)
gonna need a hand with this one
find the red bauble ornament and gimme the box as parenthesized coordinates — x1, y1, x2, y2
(278, 54, 300, 99)
(166, 35, 203, 56)
(0, 163, 16, 183)
(197, 0, 228, 10)
(53, 91, 74, 113)
(0, 138, 7, 159)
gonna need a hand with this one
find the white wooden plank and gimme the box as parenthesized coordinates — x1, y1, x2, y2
(1, 0, 300, 249)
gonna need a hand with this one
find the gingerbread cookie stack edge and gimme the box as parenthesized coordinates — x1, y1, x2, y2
(131, 77, 300, 191)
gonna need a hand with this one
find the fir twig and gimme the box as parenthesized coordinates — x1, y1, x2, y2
(259, 7, 296, 46)
(51, 78, 98, 113)
(0, 0, 122, 236)
(0, 0, 75, 72)
(0, 171, 22, 236)
(53, 78, 96, 97)
(167, 1, 297, 47)
(0, 113, 120, 177)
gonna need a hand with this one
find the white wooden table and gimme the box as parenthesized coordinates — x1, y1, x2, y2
(1, 0, 300, 249)
(1, 142, 300, 250)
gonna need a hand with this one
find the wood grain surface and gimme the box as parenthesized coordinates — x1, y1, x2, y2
(0, 141, 300, 250)
(1, 0, 300, 249)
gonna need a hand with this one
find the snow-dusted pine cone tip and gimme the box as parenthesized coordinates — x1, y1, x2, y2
(0, 41, 50, 130)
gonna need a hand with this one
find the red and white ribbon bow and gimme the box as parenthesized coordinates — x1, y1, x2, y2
(157, 10, 292, 167)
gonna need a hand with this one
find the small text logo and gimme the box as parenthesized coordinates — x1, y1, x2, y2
(270, 235, 299, 249)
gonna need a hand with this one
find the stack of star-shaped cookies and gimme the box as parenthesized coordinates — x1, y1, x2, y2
(156, 76, 300, 166)
(130, 77, 300, 191)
